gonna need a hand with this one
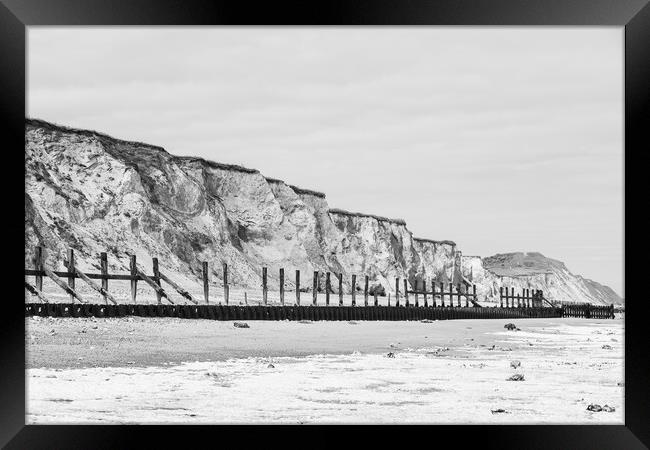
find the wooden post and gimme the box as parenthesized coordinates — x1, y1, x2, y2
(223, 263, 229, 305)
(42, 267, 86, 303)
(465, 284, 469, 307)
(403, 279, 409, 307)
(387, 292, 391, 307)
(504, 287, 509, 308)
(414, 279, 419, 307)
(295, 270, 301, 305)
(449, 283, 454, 308)
(395, 278, 400, 307)
(364, 275, 369, 307)
(202, 261, 209, 304)
(472, 285, 477, 307)
(422, 280, 427, 307)
(262, 267, 268, 305)
(457, 283, 462, 307)
(100, 252, 109, 304)
(351, 274, 356, 306)
(440, 281, 445, 307)
(279, 268, 285, 305)
(152, 257, 162, 304)
(500, 287, 504, 308)
(338, 273, 343, 306)
(34, 246, 44, 292)
(325, 272, 331, 306)
(67, 248, 75, 303)
(130, 254, 138, 303)
(374, 290, 378, 306)
(71, 265, 118, 305)
(431, 280, 437, 307)
(313, 271, 318, 306)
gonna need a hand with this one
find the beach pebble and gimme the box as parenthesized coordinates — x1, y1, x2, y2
(510, 360, 521, 369)
(507, 374, 525, 381)
(491, 408, 507, 414)
(386, 352, 395, 358)
(420, 319, 434, 323)
(233, 322, 249, 328)
(601, 345, 612, 350)
(587, 404, 602, 412)
(504, 323, 517, 331)
(267, 364, 275, 369)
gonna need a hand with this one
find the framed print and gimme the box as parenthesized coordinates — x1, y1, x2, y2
(1, 0, 648, 447)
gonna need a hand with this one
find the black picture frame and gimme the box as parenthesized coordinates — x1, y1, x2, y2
(2, 0, 647, 448)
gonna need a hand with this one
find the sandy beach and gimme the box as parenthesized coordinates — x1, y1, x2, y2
(25, 316, 624, 424)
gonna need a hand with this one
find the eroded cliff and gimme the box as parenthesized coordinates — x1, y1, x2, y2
(24, 119, 622, 305)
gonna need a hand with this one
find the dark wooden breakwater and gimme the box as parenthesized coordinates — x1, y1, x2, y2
(24, 246, 614, 320)
(24, 302, 564, 321)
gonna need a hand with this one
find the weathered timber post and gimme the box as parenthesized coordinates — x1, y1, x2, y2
(67, 248, 76, 303)
(440, 281, 445, 307)
(262, 267, 268, 305)
(422, 280, 427, 307)
(296, 270, 301, 305)
(364, 275, 369, 307)
(457, 283, 462, 307)
(449, 283, 454, 308)
(374, 290, 378, 306)
(387, 293, 391, 307)
(313, 271, 318, 306)
(472, 285, 477, 307)
(34, 246, 44, 292)
(130, 254, 138, 303)
(100, 252, 109, 304)
(404, 279, 409, 307)
(202, 261, 209, 304)
(351, 274, 356, 306)
(279, 268, 285, 305)
(500, 287, 504, 308)
(395, 278, 400, 307)
(414, 279, 419, 307)
(223, 263, 229, 305)
(325, 272, 331, 306)
(152, 257, 162, 304)
(504, 287, 509, 308)
(465, 284, 470, 307)
(431, 280, 437, 307)
(338, 273, 343, 306)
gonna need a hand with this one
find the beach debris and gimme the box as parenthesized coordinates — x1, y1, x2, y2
(491, 408, 508, 414)
(298, 320, 312, 324)
(386, 352, 395, 358)
(420, 319, 434, 323)
(507, 374, 525, 381)
(267, 364, 275, 369)
(504, 323, 520, 331)
(510, 360, 521, 369)
(233, 322, 249, 328)
(602, 405, 616, 412)
(487, 345, 496, 351)
(348, 321, 358, 325)
(587, 404, 615, 412)
(601, 344, 612, 350)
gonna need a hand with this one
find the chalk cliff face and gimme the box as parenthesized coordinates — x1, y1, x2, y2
(461, 252, 624, 306)
(24, 119, 622, 305)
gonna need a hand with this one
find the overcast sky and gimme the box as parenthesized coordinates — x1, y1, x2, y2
(28, 27, 623, 296)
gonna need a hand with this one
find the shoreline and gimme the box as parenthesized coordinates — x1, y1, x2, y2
(27, 316, 621, 370)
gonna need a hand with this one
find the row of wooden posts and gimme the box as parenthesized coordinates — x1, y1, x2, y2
(26, 246, 484, 307)
(498, 287, 548, 309)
